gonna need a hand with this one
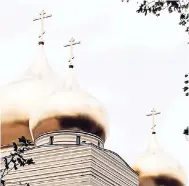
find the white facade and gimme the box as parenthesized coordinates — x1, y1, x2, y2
(1, 131, 139, 186)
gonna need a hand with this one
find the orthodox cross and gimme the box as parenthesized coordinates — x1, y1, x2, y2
(64, 37, 81, 68)
(146, 108, 161, 134)
(33, 10, 52, 44)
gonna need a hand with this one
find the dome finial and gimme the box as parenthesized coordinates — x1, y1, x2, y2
(146, 108, 161, 134)
(64, 37, 81, 68)
(33, 10, 52, 45)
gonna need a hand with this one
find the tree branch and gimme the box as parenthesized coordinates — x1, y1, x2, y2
(122, 0, 189, 43)
(1, 137, 35, 186)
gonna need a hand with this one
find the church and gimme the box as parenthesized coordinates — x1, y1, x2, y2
(0, 10, 187, 186)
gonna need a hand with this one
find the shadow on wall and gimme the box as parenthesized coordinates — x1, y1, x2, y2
(32, 114, 105, 141)
(139, 175, 184, 186)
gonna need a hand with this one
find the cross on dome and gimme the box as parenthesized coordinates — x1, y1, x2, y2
(64, 37, 81, 68)
(146, 108, 161, 134)
(33, 10, 52, 45)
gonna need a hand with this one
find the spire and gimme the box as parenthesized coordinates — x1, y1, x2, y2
(64, 37, 81, 68)
(51, 37, 81, 93)
(33, 10, 52, 45)
(15, 10, 53, 81)
(24, 10, 52, 78)
(146, 108, 161, 134)
(21, 45, 53, 79)
(61, 37, 81, 91)
(146, 108, 161, 152)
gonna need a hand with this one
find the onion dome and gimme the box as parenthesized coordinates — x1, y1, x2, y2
(132, 109, 187, 186)
(0, 10, 56, 146)
(29, 37, 109, 142)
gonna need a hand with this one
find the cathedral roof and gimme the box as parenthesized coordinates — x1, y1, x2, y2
(0, 42, 55, 124)
(132, 109, 187, 185)
(29, 38, 109, 141)
(0, 10, 56, 145)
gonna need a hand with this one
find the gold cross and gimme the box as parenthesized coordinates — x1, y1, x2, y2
(146, 108, 161, 134)
(33, 10, 52, 44)
(64, 37, 81, 68)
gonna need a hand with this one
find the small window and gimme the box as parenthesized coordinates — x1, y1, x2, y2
(98, 141, 100, 147)
(49, 136, 54, 145)
(82, 141, 86, 144)
(76, 136, 81, 145)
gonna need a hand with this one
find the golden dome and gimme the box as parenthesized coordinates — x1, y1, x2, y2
(0, 43, 56, 146)
(133, 132, 187, 186)
(29, 62, 109, 142)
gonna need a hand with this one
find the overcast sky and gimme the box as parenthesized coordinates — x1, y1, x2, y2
(0, 0, 189, 184)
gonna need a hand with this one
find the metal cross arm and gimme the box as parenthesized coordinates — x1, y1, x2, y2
(64, 41, 81, 48)
(33, 14, 52, 21)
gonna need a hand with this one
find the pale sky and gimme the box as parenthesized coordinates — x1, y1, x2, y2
(0, 0, 189, 184)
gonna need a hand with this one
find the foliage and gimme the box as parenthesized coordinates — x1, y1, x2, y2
(122, 0, 189, 96)
(122, 0, 189, 43)
(183, 73, 189, 96)
(1, 136, 35, 186)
